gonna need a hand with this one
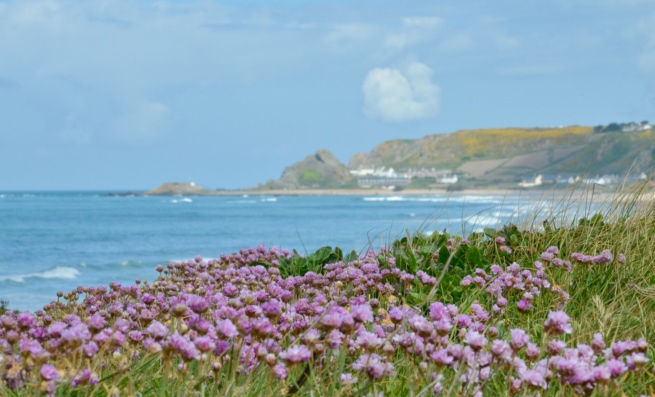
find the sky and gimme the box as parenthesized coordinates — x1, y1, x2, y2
(2, 0, 655, 190)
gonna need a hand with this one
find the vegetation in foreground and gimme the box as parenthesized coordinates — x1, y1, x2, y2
(1, 188, 655, 396)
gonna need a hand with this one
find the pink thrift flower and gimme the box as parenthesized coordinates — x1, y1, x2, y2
(273, 363, 288, 379)
(431, 348, 454, 366)
(607, 359, 628, 377)
(464, 330, 487, 351)
(188, 295, 209, 314)
(490, 340, 511, 360)
(509, 328, 530, 351)
(547, 246, 560, 255)
(351, 304, 373, 323)
(521, 369, 547, 389)
(217, 319, 239, 339)
(194, 336, 216, 352)
(71, 369, 99, 387)
(547, 340, 566, 356)
(40, 364, 60, 381)
(352, 353, 393, 379)
(429, 302, 450, 321)
(146, 321, 169, 339)
(591, 333, 605, 353)
(592, 249, 613, 265)
(388, 306, 404, 323)
(340, 373, 358, 385)
(280, 345, 312, 364)
(544, 311, 572, 335)
(539, 252, 554, 262)
(592, 365, 611, 384)
(82, 342, 99, 358)
(517, 299, 531, 313)
(525, 343, 540, 361)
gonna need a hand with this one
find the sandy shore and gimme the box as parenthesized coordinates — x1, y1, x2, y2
(209, 188, 637, 202)
(214, 188, 517, 196)
(215, 189, 613, 200)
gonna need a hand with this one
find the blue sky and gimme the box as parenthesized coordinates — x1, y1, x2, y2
(2, 0, 655, 190)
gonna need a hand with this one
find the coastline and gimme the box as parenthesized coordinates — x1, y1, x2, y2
(143, 182, 654, 204)
(207, 187, 625, 202)
(213, 188, 517, 196)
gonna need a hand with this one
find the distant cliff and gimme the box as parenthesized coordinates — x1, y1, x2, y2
(346, 125, 655, 185)
(261, 149, 353, 190)
(265, 124, 655, 189)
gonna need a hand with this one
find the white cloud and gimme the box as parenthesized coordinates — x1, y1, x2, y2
(385, 17, 441, 50)
(0, 0, 324, 145)
(362, 62, 440, 123)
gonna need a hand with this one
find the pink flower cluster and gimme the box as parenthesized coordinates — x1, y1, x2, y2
(0, 244, 649, 395)
(571, 249, 625, 265)
(460, 247, 571, 312)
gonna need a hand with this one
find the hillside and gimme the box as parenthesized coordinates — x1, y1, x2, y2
(262, 149, 353, 190)
(263, 123, 655, 190)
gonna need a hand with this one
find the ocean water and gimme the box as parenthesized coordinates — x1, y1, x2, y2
(0, 191, 555, 312)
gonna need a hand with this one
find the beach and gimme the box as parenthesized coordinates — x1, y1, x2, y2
(210, 187, 639, 204)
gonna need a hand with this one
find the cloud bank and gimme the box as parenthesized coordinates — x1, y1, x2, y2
(362, 62, 440, 123)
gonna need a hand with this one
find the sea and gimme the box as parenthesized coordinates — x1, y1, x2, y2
(0, 191, 564, 312)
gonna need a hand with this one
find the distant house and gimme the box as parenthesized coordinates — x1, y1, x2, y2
(518, 175, 543, 188)
(436, 174, 458, 184)
(350, 166, 400, 178)
(349, 167, 376, 177)
(406, 168, 454, 178)
(354, 166, 411, 188)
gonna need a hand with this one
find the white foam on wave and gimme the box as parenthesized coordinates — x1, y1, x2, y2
(466, 215, 502, 226)
(363, 195, 513, 204)
(492, 210, 516, 218)
(170, 197, 193, 204)
(363, 196, 406, 202)
(0, 266, 81, 283)
(415, 197, 450, 203)
(450, 195, 507, 204)
(118, 260, 143, 267)
(261, 197, 277, 202)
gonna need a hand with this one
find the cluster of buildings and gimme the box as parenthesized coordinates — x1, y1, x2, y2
(350, 165, 649, 190)
(518, 173, 648, 188)
(350, 166, 458, 189)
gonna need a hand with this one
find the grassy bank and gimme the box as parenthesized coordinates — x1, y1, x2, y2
(1, 186, 654, 396)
